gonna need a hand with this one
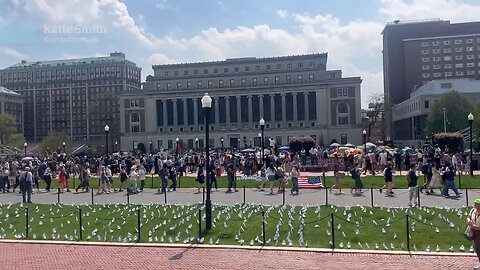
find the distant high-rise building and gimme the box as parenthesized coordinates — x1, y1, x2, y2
(0, 52, 141, 142)
(382, 19, 480, 140)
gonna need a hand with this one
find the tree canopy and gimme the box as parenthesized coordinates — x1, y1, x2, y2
(0, 113, 25, 148)
(426, 91, 472, 135)
(39, 133, 72, 153)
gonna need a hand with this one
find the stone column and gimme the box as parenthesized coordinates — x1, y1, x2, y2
(293, 93, 298, 123)
(304, 92, 309, 121)
(237, 96, 241, 129)
(193, 98, 198, 130)
(248, 95, 253, 129)
(163, 100, 168, 129)
(225, 96, 231, 127)
(182, 99, 188, 128)
(281, 94, 287, 128)
(270, 95, 275, 124)
(214, 98, 219, 126)
(259, 95, 264, 119)
(173, 99, 178, 130)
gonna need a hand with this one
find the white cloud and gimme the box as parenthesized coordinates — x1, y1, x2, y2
(217, 1, 227, 11)
(380, 0, 480, 22)
(147, 53, 176, 65)
(0, 46, 29, 59)
(276, 9, 290, 19)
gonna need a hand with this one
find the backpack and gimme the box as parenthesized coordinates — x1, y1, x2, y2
(350, 168, 357, 178)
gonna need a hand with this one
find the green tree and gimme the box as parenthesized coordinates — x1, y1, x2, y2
(472, 103, 480, 140)
(6, 133, 26, 149)
(39, 133, 72, 153)
(366, 94, 384, 140)
(426, 91, 472, 135)
(0, 113, 18, 145)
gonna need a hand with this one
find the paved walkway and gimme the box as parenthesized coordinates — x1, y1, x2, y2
(0, 242, 476, 269)
(0, 186, 478, 208)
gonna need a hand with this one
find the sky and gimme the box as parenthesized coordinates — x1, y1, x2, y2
(1, 0, 480, 108)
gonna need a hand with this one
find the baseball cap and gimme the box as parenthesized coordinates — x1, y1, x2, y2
(475, 198, 480, 205)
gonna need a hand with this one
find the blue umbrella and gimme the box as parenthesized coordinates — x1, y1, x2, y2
(279, 146, 289, 152)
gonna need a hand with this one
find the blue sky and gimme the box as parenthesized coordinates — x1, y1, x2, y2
(1, 0, 480, 107)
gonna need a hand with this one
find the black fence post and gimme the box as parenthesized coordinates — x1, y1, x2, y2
(330, 212, 335, 249)
(164, 189, 167, 204)
(406, 214, 410, 252)
(137, 208, 141, 242)
(325, 186, 329, 206)
(282, 188, 285, 206)
(370, 187, 374, 208)
(198, 208, 202, 242)
(466, 188, 469, 207)
(202, 187, 205, 205)
(459, 168, 462, 188)
(79, 208, 83, 241)
(127, 188, 130, 205)
(178, 175, 181, 189)
(25, 207, 29, 239)
(262, 211, 266, 246)
(73, 176, 76, 190)
(57, 188, 61, 204)
(243, 186, 246, 205)
(91, 188, 94, 205)
(417, 187, 421, 207)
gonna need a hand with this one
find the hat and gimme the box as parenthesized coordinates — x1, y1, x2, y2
(475, 198, 480, 205)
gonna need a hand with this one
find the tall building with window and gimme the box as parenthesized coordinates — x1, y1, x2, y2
(0, 86, 24, 133)
(383, 19, 480, 141)
(0, 52, 141, 142)
(119, 53, 363, 151)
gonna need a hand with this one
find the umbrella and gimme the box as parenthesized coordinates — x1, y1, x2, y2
(344, 143, 355, 147)
(330, 143, 341, 147)
(366, 142, 376, 148)
(278, 146, 289, 152)
(241, 148, 256, 153)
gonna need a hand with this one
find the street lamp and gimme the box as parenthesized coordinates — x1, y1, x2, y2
(23, 142, 27, 157)
(363, 129, 367, 155)
(220, 137, 224, 152)
(259, 118, 265, 165)
(149, 141, 153, 154)
(62, 141, 66, 154)
(468, 113, 474, 176)
(115, 141, 118, 152)
(243, 137, 247, 149)
(104, 125, 110, 159)
(195, 138, 199, 151)
(201, 92, 213, 231)
(176, 137, 180, 157)
(249, 139, 252, 148)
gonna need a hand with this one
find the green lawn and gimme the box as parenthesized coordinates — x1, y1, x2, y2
(0, 203, 474, 252)
(37, 174, 480, 190)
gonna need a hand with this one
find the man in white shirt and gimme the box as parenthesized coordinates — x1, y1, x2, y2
(20, 167, 33, 203)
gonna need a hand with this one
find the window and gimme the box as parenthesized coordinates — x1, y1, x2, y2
(337, 102, 349, 125)
(264, 77, 269, 85)
(445, 71, 452, 77)
(422, 65, 430, 70)
(421, 50, 429, 54)
(164, 71, 169, 76)
(245, 66, 250, 72)
(174, 71, 179, 76)
(208, 80, 213, 88)
(213, 68, 218, 74)
(456, 71, 464, 76)
(433, 72, 441, 77)
(444, 48, 451, 53)
(467, 47, 474, 52)
(130, 112, 140, 133)
(433, 65, 441, 69)
(421, 42, 429, 47)
(455, 48, 463, 53)
(337, 88, 348, 97)
(203, 69, 208, 74)
(297, 75, 303, 83)
(287, 63, 292, 69)
(298, 62, 303, 68)
(467, 55, 475, 60)
(467, 39, 473, 44)
(444, 40, 451, 45)
(266, 65, 271, 70)
(156, 83, 161, 90)
(187, 82, 192, 89)
(230, 79, 235, 86)
(275, 76, 280, 84)
(422, 73, 430, 78)
(422, 58, 430, 62)
(176, 82, 181, 89)
(241, 78, 246, 87)
(309, 74, 314, 82)
(444, 64, 452, 69)
(455, 55, 463, 60)
(166, 83, 171, 90)
(255, 65, 260, 71)
(424, 100, 429, 109)
(432, 41, 439, 46)
(234, 67, 239, 72)
(455, 39, 462, 44)
(286, 75, 291, 84)
(184, 70, 189, 76)
(432, 49, 440, 54)
(194, 70, 198, 75)
(224, 68, 228, 73)
(433, 57, 440, 62)
(252, 78, 257, 86)
(197, 81, 202, 89)
(219, 80, 224, 87)
(276, 64, 282, 70)
(467, 62, 475, 67)
(444, 56, 452, 61)
(468, 70, 475, 75)
(309, 61, 314, 67)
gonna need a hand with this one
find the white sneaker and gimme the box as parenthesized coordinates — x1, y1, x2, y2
(474, 263, 480, 270)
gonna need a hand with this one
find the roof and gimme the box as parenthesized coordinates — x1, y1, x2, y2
(5, 53, 139, 70)
(0, 86, 22, 97)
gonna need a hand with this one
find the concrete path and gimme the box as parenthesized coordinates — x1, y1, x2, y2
(0, 186, 478, 208)
(0, 242, 476, 270)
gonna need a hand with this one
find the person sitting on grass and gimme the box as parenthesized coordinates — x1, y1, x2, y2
(380, 163, 394, 195)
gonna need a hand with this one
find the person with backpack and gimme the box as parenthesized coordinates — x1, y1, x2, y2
(75, 165, 90, 193)
(407, 164, 418, 207)
(19, 167, 33, 203)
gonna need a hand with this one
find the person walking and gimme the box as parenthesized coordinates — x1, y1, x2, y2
(57, 164, 68, 193)
(158, 166, 168, 194)
(226, 164, 236, 193)
(195, 166, 205, 194)
(380, 163, 394, 195)
(138, 164, 146, 192)
(265, 164, 277, 195)
(168, 165, 177, 191)
(330, 162, 344, 194)
(467, 199, 480, 270)
(407, 164, 418, 207)
(420, 160, 434, 194)
(75, 165, 90, 193)
(350, 164, 363, 195)
(129, 165, 138, 194)
(257, 165, 267, 191)
(442, 165, 461, 197)
(20, 167, 33, 203)
(119, 167, 128, 192)
(43, 166, 52, 192)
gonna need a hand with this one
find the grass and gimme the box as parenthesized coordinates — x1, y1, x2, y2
(35, 174, 480, 190)
(0, 203, 473, 252)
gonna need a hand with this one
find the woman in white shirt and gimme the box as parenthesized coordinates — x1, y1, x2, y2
(266, 164, 276, 195)
(290, 163, 300, 195)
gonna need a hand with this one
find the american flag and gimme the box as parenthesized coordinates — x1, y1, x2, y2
(298, 175, 324, 189)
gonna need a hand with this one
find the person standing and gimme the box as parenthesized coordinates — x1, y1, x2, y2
(266, 164, 277, 195)
(195, 166, 205, 194)
(129, 165, 138, 194)
(467, 199, 480, 270)
(407, 164, 418, 207)
(420, 160, 433, 194)
(43, 166, 52, 192)
(330, 162, 344, 194)
(350, 164, 363, 195)
(168, 165, 177, 191)
(158, 165, 168, 194)
(138, 164, 146, 192)
(119, 168, 128, 192)
(57, 164, 68, 193)
(290, 163, 300, 196)
(380, 163, 394, 195)
(20, 167, 33, 203)
(226, 164, 235, 193)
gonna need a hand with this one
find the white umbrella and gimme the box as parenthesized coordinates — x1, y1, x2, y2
(330, 143, 341, 147)
(344, 143, 355, 147)
(366, 142, 376, 148)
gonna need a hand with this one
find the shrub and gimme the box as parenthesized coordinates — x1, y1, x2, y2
(434, 132, 464, 153)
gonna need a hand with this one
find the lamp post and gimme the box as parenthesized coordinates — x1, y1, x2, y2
(243, 137, 247, 149)
(23, 142, 27, 157)
(363, 129, 367, 155)
(468, 113, 474, 176)
(115, 141, 118, 152)
(176, 137, 180, 157)
(149, 141, 153, 154)
(201, 92, 213, 231)
(249, 139, 252, 148)
(220, 137, 224, 153)
(195, 138, 199, 151)
(260, 118, 265, 165)
(62, 141, 66, 154)
(104, 125, 109, 159)
(443, 108, 447, 133)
